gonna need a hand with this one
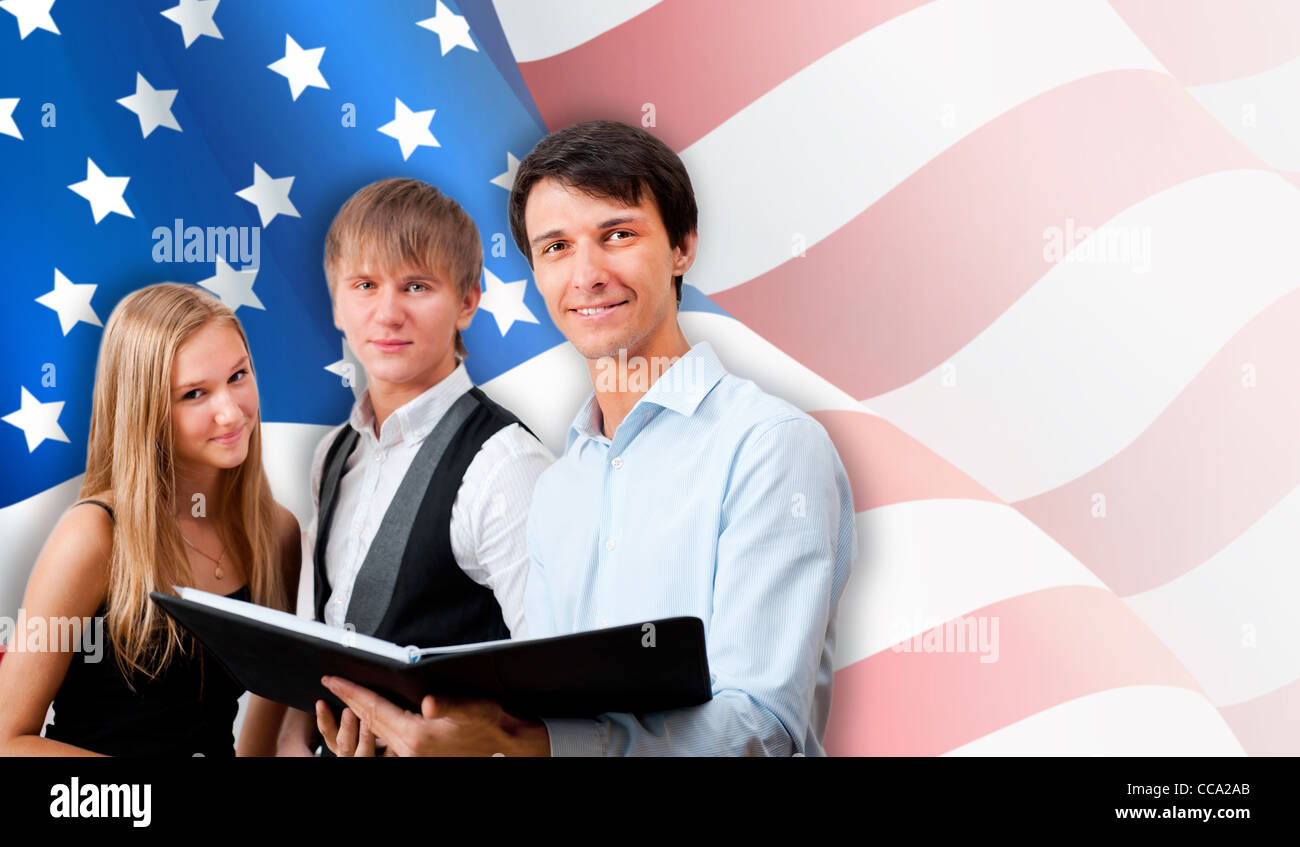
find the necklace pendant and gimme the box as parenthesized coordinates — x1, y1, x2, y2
(214, 566, 224, 580)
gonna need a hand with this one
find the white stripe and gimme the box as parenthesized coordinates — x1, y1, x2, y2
(1124, 484, 1300, 707)
(491, 0, 660, 63)
(0, 475, 83, 621)
(944, 686, 1244, 755)
(832, 499, 1104, 671)
(867, 170, 1300, 503)
(480, 341, 594, 457)
(1189, 54, 1300, 172)
(262, 422, 333, 529)
(685, 0, 1166, 295)
(680, 312, 865, 414)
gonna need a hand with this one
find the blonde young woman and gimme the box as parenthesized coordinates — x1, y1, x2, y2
(0, 283, 300, 756)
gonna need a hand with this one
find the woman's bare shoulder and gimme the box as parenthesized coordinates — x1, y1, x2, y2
(23, 498, 116, 617)
(60, 496, 115, 553)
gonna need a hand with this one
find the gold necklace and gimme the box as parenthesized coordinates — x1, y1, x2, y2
(181, 532, 226, 581)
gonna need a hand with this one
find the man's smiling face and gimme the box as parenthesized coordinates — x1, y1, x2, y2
(524, 177, 696, 362)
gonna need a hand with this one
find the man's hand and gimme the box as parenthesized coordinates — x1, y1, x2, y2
(320, 676, 550, 757)
(315, 700, 380, 757)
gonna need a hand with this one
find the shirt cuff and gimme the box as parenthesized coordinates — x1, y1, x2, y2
(541, 717, 606, 757)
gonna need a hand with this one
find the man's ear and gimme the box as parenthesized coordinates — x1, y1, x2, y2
(457, 281, 482, 331)
(672, 230, 699, 278)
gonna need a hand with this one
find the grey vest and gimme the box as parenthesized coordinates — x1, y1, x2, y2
(312, 388, 528, 648)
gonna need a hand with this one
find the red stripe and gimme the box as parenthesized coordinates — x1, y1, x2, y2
(712, 70, 1262, 400)
(824, 585, 1200, 755)
(810, 410, 998, 511)
(1014, 288, 1300, 597)
(1109, 0, 1300, 85)
(518, 0, 930, 148)
(1218, 678, 1300, 755)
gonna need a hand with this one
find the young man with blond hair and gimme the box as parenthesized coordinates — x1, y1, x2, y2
(279, 178, 551, 755)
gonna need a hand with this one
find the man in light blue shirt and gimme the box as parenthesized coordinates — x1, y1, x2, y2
(321, 120, 856, 756)
(524, 341, 855, 756)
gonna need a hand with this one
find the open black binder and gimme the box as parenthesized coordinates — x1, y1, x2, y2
(151, 589, 712, 719)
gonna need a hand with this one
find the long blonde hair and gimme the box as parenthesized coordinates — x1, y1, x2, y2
(80, 283, 285, 680)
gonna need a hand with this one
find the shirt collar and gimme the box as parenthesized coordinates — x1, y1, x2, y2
(350, 361, 472, 447)
(565, 341, 727, 450)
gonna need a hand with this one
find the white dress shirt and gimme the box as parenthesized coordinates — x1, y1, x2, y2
(295, 363, 553, 637)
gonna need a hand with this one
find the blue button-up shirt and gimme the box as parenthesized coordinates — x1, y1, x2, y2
(523, 341, 856, 756)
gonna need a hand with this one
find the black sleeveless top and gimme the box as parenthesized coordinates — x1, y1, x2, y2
(43, 500, 248, 757)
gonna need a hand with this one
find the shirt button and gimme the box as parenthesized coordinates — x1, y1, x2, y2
(605, 539, 616, 551)
(599, 620, 609, 628)
(374, 451, 384, 463)
(610, 457, 624, 470)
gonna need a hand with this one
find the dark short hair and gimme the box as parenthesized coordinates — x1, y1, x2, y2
(508, 120, 698, 303)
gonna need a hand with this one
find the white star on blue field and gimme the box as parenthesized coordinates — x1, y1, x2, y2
(0, 0, 562, 508)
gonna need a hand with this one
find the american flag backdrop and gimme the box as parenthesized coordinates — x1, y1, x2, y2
(2, 0, 1298, 756)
